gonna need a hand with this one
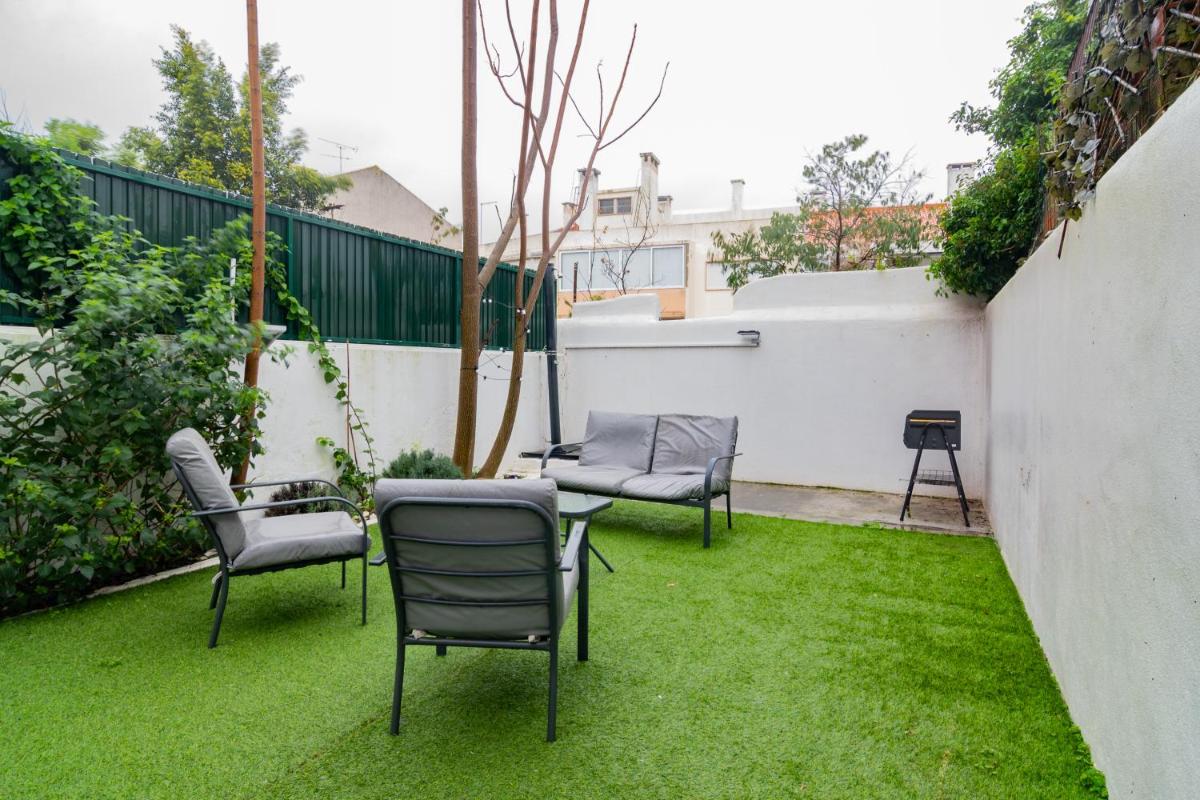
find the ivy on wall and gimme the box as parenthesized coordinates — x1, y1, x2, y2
(1048, 0, 1200, 218)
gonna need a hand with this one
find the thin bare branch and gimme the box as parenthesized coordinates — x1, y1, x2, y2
(599, 60, 669, 151)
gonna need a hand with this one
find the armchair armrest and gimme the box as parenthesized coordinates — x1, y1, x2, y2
(541, 442, 584, 470)
(230, 478, 345, 498)
(192, 495, 370, 546)
(558, 520, 588, 572)
(704, 452, 743, 495)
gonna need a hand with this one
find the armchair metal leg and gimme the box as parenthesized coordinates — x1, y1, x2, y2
(361, 554, 368, 625)
(578, 530, 589, 662)
(435, 644, 448, 657)
(726, 492, 733, 529)
(209, 573, 222, 610)
(341, 560, 346, 589)
(703, 498, 712, 548)
(547, 641, 559, 742)
(390, 641, 406, 735)
(208, 571, 229, 649)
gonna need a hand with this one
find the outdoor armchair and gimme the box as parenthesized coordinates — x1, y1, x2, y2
(166, 428, 371, 648)
(375, 478, 589, 742)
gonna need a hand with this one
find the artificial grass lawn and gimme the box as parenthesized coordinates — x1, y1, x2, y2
(1, 503, 1100, 799)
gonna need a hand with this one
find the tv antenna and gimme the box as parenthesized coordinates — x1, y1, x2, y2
(319, 137, 358, 173)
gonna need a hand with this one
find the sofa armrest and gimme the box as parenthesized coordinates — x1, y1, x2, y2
(541, 442, 584, 470)
(704, 452, 743, 497)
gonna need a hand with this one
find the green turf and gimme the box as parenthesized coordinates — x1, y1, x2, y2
(0, 502, 1102, 799)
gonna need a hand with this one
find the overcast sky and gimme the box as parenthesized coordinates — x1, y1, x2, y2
(1, 1, 1026, 241)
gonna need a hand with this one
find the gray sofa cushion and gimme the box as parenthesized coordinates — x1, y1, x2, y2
(166, 428, 248, 558)
(374, 479, 570, 639)
(620, 473, 728, 501)
(650, 414, 739, 483)
(578, 411, 658, 471)
(541, 464, 643, 495)
(231, 511, 367, 571)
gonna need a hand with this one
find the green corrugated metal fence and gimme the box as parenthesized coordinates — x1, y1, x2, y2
(0, 151, 550, 351)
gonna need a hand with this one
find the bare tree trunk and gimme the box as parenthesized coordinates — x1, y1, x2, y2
(452, 0, 481, 475)
(479, 10, 666, 476)
(234, 0, 267, 486)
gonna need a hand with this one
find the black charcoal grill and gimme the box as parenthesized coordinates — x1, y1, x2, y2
(899, 410, 970, 527)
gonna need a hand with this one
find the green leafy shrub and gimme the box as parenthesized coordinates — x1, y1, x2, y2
(381, 449, 464, 480)
(0, 128, 270, 616)
(928, 141, 1046, 299)
(264, 482, 340, 517)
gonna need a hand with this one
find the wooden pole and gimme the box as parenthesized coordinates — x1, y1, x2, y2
(451, 0, 481, 475)
(234, 0, 268, 486)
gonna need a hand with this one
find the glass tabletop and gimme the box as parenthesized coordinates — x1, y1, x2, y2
(557, 492, 614, 518)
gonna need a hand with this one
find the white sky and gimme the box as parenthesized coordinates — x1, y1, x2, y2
(0, 1, 1024, 242)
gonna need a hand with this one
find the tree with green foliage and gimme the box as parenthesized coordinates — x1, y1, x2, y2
(711, 134, 930, 290)
(43, 118, 106, 156)
(933, 0, 1087, 298)
(115, 26, 348, 211)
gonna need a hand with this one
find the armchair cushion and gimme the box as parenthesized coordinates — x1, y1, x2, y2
(620, 472, 727, 501)
(578, 411, 658, 471)
(650, 415, 739, 483)
(231, 511, 367, 571)
(166, 428, 248, 558)
(541, 464, 643, 495)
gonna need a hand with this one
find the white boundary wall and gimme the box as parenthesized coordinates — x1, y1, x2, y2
(984, 81, 1200, 799)
(254, 343, 547, 481)
(557, 266, 988, 498)
(0, 323, 547, 483)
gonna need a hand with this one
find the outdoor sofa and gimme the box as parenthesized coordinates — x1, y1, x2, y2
(540, 411, 740, 547)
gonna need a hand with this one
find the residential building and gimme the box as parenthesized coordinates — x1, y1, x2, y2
(324, 165, 462, 248)
(496, 152, 952, 319)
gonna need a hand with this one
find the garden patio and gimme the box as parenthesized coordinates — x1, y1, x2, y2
(0, 503, 1098, 799)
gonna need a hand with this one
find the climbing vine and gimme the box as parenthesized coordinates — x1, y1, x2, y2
(1048, 0, 1200, 218)
(260, 245, 379, 510)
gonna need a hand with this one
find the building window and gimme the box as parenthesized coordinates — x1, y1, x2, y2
(706, 262, 732, 290)
(558, 244, 686, 293)
(597, 195, 632, 215)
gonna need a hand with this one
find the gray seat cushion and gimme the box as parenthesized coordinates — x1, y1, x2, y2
(374, 479, 570, 640)
(231, 511, 367, 571)
(620, 473, 728, 501)
(541, 464, 643, 495)
(166, 428, 248, 559)
(578, 411, 658, 471)
(650, 414, 739, 483)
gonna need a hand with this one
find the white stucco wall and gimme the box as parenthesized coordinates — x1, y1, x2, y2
(253, 342, 546, 481)
(558, 266, 987, 497)
(985, 81, 1200, 799)
(0, 324, 546, 484)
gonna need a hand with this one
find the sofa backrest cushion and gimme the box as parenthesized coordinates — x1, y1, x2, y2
(650, 414, 739, 481)
(578, 411, 658, 472)
(166, 428, 247, 559)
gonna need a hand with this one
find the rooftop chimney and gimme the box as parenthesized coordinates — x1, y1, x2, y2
(639, 152, 660, 224)
(577, 167, 600, 228)
(730, 178, 745, 213)
(946, 162, 978, 198)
